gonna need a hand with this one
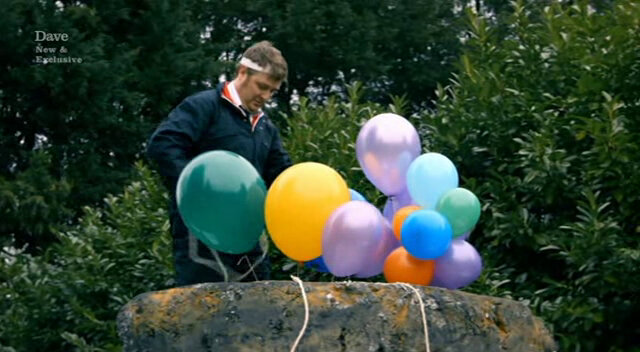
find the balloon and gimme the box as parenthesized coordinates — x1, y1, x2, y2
(431, 239, 483, 289)
(382, 187, 415, 223)
(401, 209, 453, 259)
(356, 113, 421, 196)
(458, 230, 472, 241)
(436, 188, 481, 237)
(349, 188, 367, 202)
(383, 246, 435, 286)
(265, 162, 350, 261)
(354, 218, 401, 278)
(392, 205, 422, 241)
(177, 151, 266, 254)
(406, 153, 459, 208)
(306, 256, 330, 273)
(323, 201, 384, 277)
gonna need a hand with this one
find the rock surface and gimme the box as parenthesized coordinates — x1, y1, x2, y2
(117, 280, 556, 352)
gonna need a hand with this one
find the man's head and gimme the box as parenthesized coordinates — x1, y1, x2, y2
(233, 41, 288, 114)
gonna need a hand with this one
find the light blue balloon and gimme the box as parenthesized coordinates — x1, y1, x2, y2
(349, 188, 367, 202)
(406, 153, 459, 209)
(401, 209, 453, 259)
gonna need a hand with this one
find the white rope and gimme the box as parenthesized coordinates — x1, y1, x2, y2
(209, 245, 230, 282)
(290, 275, 310, 352)
(231, 233, 269, 282)
(399, 283, 431, 352)
(188, 233, 232, 282)
(188, 232, 269, 282)
(236, 255, 259, 281)
(285, 278, 429, 351)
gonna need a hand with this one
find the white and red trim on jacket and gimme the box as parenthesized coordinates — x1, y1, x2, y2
(221, 81, 264, 132)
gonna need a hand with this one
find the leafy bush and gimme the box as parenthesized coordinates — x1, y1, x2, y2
(422, 1, 640, 350)
(0, 151, 72, 252)
(0, 163, 173, 351)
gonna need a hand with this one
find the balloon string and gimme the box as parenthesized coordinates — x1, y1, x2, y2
(231, 233, 269, 282)
(188, 232, 269, 282)
(209, 247, 230, 282)
(189, 242, 427, 352)
(286, 278, 429, 352)
(236, 256, 259, 281)
(290, 275, 309, 352)
(188, 233, 232, 282)
(398, 283, 431, 352)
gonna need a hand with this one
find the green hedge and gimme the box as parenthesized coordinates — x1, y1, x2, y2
(422, 1, 640, 351)
(0, 163, 173, 351)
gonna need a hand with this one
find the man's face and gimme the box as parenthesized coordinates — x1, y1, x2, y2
(235, 67, 282, 113)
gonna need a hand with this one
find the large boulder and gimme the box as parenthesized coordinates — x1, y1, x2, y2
(117, 280, 556, 351)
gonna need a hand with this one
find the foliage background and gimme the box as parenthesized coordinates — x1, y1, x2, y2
(424, 2, 640, 350)
(1, 0, 639, 351)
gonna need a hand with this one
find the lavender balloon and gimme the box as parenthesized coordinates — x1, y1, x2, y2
(382, 187, 416, 223)
(356, 113, 421, 196)
(431, 239, 483, 289)
(323, 201, 385, 277)
(354, 218, 401, 278)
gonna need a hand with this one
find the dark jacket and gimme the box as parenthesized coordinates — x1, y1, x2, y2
(146, 82, 292, 239)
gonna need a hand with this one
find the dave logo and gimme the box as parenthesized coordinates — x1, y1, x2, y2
(34, 31, 69, 42)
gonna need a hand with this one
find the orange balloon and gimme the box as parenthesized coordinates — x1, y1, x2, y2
(392, 205, 422, 241)
(383, 247, 435, 286)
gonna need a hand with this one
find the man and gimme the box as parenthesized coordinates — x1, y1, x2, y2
(146, 41, 292, 286)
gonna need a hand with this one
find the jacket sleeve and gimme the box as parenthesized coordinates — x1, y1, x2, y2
(146, 94, 212, 193)
(264, 127, 292, 187)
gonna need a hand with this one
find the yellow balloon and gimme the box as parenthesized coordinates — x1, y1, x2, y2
(265, 162, 350, 261)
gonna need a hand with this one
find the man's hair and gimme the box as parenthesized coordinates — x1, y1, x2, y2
(238, 41, 288, 82)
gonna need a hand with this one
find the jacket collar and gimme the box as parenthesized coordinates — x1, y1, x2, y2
(221, 81, 264, 131)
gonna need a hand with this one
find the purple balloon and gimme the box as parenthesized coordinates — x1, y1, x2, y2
(354, 218, 401, 278)
(356, 113, 421, 196)
(431, 239, 483, 289)
(323, 201, 385, 277)
(382, 188, 416, 223)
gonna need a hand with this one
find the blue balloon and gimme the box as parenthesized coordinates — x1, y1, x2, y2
(349, 189, 367, 202)
(401, 209, 453, 259)
(305, 256, 330, 273)
(406, 153, 459, 209)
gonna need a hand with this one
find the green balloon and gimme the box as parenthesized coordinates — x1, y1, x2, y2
(436, 188, 481, 237)
(176, 151, 267, 254)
